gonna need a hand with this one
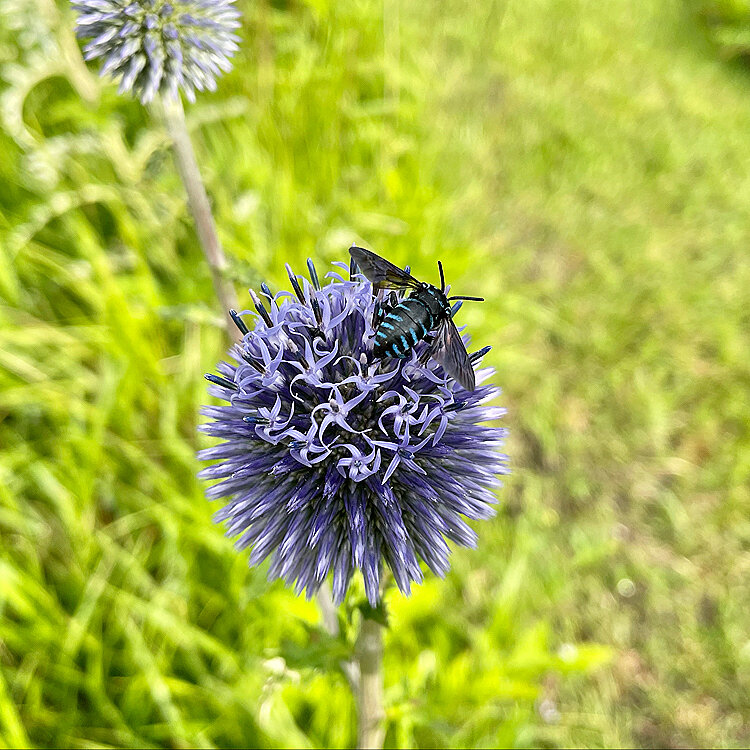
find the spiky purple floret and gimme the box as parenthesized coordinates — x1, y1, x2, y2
(72, 0, 240, 104)
(199, 257, 509, 605)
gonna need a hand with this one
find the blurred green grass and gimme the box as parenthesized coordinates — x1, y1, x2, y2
(1, 0, 749, 746)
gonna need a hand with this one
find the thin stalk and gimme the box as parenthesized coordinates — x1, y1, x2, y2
(317, 582, 341, 637)
(317, 584, 359, 691)
(355, 615, 385, 749)
(160, 96, 238, 337)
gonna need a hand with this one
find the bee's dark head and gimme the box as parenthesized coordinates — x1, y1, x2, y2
(423, 282, 453, 315)
(415, 282, 452, 317)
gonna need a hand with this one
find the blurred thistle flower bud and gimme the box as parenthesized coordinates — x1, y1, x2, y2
(199, 255, 509, 605)
(71, 0, 241, 104)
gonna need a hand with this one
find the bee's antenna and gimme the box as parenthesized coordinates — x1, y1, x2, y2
(438, 260, 445, 292)
(448, 295, 484, 302)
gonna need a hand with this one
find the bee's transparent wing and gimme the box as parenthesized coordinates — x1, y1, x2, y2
(349, 246, 420, 290)
(430, 318, 476, 392)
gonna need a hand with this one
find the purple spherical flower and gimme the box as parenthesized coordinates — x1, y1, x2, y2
(72, 0, 240, 104)
(199, 254, 508, 605)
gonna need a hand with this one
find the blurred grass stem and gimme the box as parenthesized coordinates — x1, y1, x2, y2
(160, 96, 238, 336)
(317, 583, 341, 637)
(317, 584, 359, 690)
(356, 614, 385, 749)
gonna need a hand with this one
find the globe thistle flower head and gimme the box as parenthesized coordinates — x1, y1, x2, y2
(72, 0, 240, 104)
(199, 254, 508, 605)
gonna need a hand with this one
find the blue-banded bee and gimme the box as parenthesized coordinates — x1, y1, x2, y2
(349, 245, 484, 391)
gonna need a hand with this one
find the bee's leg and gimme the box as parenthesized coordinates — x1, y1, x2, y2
(373, 300, 385, 327)
(372, 286, 385, 327)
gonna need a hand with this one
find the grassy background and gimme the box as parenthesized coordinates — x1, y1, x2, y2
(1, 0, 749, 746)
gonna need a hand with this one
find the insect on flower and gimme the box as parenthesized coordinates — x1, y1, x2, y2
(199, 253, 508, 605)
(350, 246, 485, 391)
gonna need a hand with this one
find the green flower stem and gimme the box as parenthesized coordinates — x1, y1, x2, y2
(356, 614, 385, 749)
(317, 587, 385, 747)
(160, 96, 238, 337)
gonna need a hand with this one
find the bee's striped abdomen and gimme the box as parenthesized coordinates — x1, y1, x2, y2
(373, 295, 436, 359)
